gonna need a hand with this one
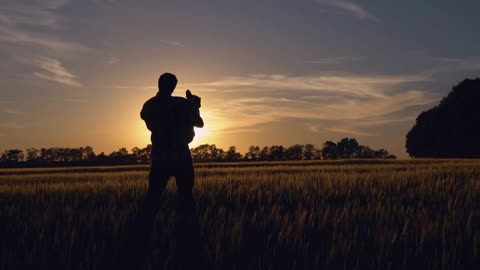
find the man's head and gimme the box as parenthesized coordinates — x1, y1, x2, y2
(158, 73, 178, 95)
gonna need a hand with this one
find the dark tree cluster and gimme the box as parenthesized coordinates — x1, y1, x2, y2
(189, 139, 395, 162)
(0, 138, 395, 168)
(406, 78, 480, 158)
(0, 146, 151, 168)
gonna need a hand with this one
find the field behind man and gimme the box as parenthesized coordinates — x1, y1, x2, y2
(1, 160, 479, 269)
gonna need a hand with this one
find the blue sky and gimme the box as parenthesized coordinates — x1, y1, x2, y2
(1, 0, 480, 157)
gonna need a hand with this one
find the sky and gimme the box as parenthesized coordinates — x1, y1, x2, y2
(1, 0, 480, 158)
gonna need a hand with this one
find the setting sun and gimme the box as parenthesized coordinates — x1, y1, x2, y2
(189, 109, 220, 148)
(190, 126, 209, 147)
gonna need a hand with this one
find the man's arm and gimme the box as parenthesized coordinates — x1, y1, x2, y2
(140, 99, 155, 131)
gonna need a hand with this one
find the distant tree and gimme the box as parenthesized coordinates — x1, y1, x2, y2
(1, 149, 24, 163)
(245, 146, 260, 161)
(66, 148, 82, 161)
(114, 148, 129, 157)
(337, 138, 359, 159)
(285, 144, 304, 160)
(26, 148, 40, 162)
(109, 147, 134, 164)
(406, 78, 480, 158)
(321, 141, 338, 159)
(354, 145, 375, 159)
(191, 144, 224, 162)
(225, 146, 242, 162)
(374, 149, 390, 159)
(131, 145, 151, 163)
(268, 145, 285, 161)
(81, 146, 96, 161)
(210, 145, 225, 161)
(95, 152, 109, 163)
(259, 146, 269, 161)
(40, 148, 53, 161)
(131, 147, 143, 162)
(303, 144, 316, 160)
(191, 144, 210, 162)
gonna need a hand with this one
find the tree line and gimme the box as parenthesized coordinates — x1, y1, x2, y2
(0, 137, 395, 168)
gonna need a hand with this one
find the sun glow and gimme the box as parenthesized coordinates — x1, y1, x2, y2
(190, 125, 210, 147)
(190, 110, 220, 148)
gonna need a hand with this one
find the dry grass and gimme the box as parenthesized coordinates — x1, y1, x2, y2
(1, 160, 480, 269)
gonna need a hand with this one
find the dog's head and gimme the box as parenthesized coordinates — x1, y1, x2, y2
(186, 89, 201, 108)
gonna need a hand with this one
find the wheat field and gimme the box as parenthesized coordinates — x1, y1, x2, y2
(1, 160, 479, 269)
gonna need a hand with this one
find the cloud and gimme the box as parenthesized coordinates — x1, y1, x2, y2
(0, 6, 58, 27)
(325, 127, 375, 137)
(0, 1, 86, 53)
(0, 26, 86, 52)
(187, 73, 438, 136)
(30, 56, 82, 87)
(316, 0, 378, 22)
(214, 129, 262, 135)
(307, 124, 322, 133)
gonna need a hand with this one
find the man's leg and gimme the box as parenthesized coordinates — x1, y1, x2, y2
(145, 160, 170, 213)
(174, 160, 195, 211)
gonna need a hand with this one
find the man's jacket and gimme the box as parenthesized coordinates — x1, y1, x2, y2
(141, 93, 197, 159)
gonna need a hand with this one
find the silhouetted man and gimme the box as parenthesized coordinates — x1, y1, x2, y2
(141, 73, 204, 212)
(116, 73, 207, 270)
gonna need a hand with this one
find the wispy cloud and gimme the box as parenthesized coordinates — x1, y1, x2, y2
(308, 117, 412, 137)
(316, 0, 378, 22)
(0, 1, 87, 91)
(307, 124, 322, 133)
(187, 73, 438, 136)
(0, 26, 86, 52)
(326, 127, 375, 137)
(0, 1, 85, 52)
(0, 6, 58, 27)
(0, 0, 70, 31)
(30, 56, 82, 87)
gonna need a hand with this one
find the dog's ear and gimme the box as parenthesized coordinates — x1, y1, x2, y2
(186, 89, 192, 98)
